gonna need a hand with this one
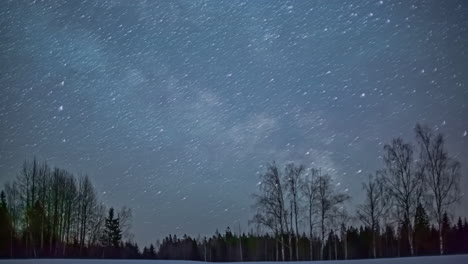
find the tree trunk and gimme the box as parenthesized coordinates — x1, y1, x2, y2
(289, 208, 293, 260)
(372, 229, 377, 258)
(295, 205, 299, 260)
(439, 222, 444, 255)
(275, 236, 279, 261)
(344, 232, 348, 260)
(334, 233, 338, 260)
(320, 216, 325, 260)
(10, 224, 14, 257)
(408, 226, 414, 256)
(309, 234, 313, 261)
(281, 235, 285, 261)
(309, 205, 314, 261)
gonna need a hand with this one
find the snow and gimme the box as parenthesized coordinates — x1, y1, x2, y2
(1, 255, 468, 264)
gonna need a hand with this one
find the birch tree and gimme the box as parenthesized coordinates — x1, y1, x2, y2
(357, 174, 389, 258)
(415, 124, 461, 254)
(381, 138, 424, 256)
(301, 168, 319, 261)
(285, 163, 303, 260)
(77, 175, 98, 254)
(314, 173, 349, 260)
(252, 162, 287, 261)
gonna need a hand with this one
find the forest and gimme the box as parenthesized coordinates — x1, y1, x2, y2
(0, 124, 467, 261)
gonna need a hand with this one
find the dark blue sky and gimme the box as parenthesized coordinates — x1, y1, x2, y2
(1, 0, 467, 245)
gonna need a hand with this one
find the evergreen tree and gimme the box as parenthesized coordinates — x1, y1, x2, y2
(100, 208, 123, 258)
(441, 212, 451, 255)
(414, 203, 430, 255)
(142, 246, 149, 258)
(148, 243, 156, 258)
(0, 191, 13, 257)
(103, 208, 122, 248)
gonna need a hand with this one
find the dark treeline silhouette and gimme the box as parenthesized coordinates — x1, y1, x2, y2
(151, 219, 468, 262)
(0, 158, 137, 259)
(1, 123, 467, 261)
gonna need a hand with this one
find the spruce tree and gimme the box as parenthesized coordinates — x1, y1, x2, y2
(103, 208, 122, 248)
(414, 203, 430, 255)
(149, 244, 156, 258)
(441, 212, 451, 254)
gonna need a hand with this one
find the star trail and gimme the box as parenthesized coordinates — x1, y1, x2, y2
(1, 0, 467, 245)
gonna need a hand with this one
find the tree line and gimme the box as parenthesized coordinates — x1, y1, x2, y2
(245, 124, 464, 261)
(0, 123, 467, 260)
(0, 159, 136, 258)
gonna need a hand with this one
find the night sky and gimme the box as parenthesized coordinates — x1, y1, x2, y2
(1, 0, 467, 246)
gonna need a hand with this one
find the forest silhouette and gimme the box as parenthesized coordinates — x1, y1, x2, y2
(1, 124, 467, 261)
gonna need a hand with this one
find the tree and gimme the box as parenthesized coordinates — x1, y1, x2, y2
(302, 168, 319, 260)
(27, 200, 49, 256)
(89, 204, 106, 246)
(381, 138, 424, 256)
(103, 208, 122, 248)
(148, 244, 156, 258)
(336, 208, 352, 260)
(62, 175, 78, 256)
(415, 124, 462, 254)
(118, 206, 133, 241)
(77, 175, 98, 254)
(284, 163, 304, 260)
(252, 162, 287, 261)
(414, 203, 430, 255)
(3, 182, 20, 257)
(441, 212, 451, 254)
(17, 158, 40, 256)
(357, 174, 389, 258)
(0, 191, 14, 257)
(314, 173, 349, 260)
(0, 158, 134, 259)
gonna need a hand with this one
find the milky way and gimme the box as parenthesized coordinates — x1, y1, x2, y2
(1, 0, 467, 245)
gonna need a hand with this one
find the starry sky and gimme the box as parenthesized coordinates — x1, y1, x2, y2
(1, 0, 467, 246)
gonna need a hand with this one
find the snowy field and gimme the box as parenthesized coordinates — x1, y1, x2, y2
(1, 255, 468, 264)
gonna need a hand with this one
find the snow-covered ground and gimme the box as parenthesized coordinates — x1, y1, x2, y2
(1, 255, 468, 264)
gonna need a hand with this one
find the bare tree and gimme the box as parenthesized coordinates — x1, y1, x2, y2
(337, 209, 353, 260)
(284, 163, 304, 260)
(16, 158, 40, 257)
(1, 159, 134, 258)
(314, 172, 349, 260)
(357, 174, 389, 258)
(4, 181, 21, 257)
(329, 207, 351, 260)
(77, 175, 98, 255)
(62, 175, 77, 256)
(89, 203, 107, 246)
(252, 162, 287, 261)
(415, 124, 462, 254)
(381, 138, 423, 256)
(118, 206, 133, 241)
(301, 168, 319, 261)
